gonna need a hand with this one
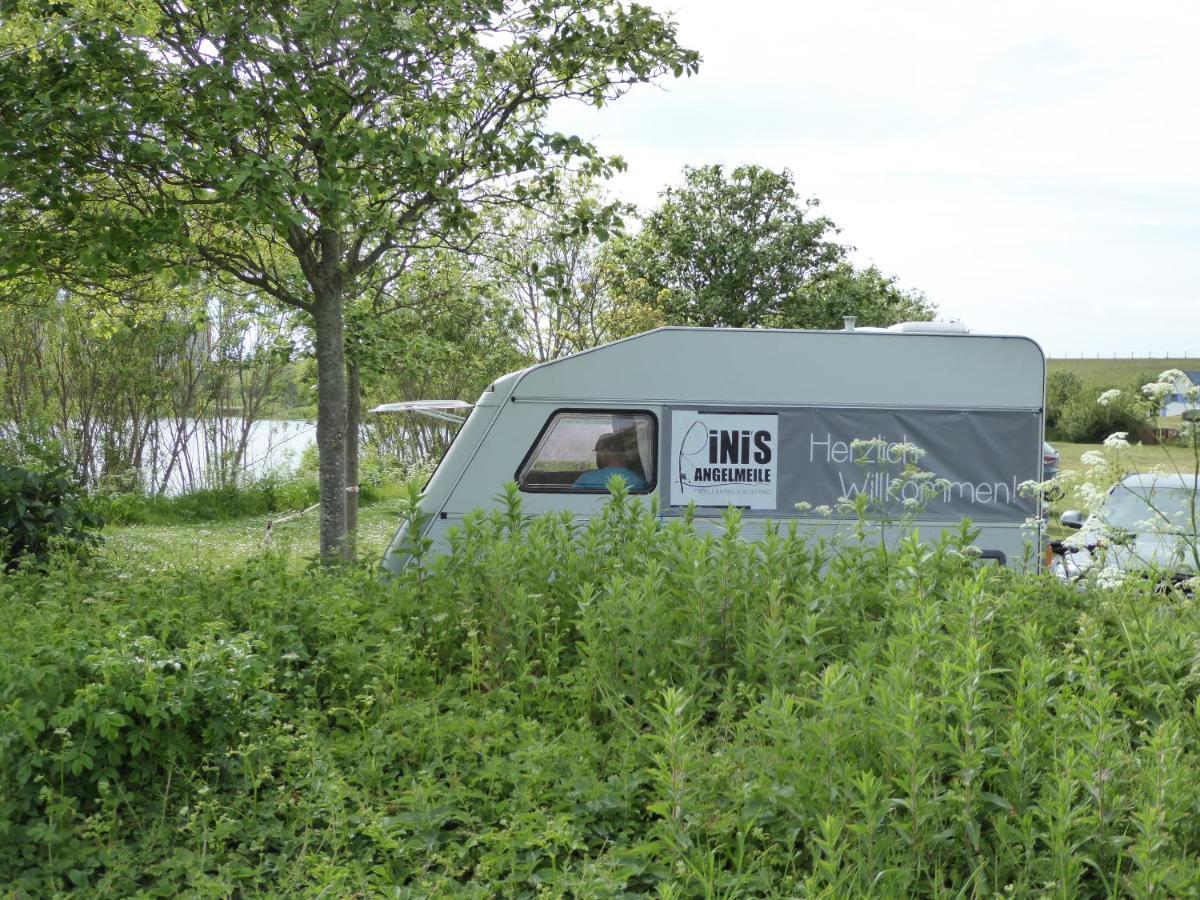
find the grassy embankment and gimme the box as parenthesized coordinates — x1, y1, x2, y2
(1047, 357, 1200, 390)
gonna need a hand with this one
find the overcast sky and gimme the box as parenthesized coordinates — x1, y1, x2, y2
(548, 0, 1200, 358)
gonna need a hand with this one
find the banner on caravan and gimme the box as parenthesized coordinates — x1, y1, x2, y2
(667, 407, 1041, 521)
(669, 411, 778, 509)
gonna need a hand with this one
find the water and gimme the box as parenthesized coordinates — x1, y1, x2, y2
(149, 418, 317, 495)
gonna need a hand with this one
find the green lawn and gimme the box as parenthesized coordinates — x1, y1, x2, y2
(102, 497, 405, 569)
(1053, 440, 1199, 478)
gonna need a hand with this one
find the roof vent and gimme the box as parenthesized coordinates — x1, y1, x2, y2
(887, 321, 970, 334)
(843, 316, 856, 332)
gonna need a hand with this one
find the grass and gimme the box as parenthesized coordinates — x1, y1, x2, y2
(102, 497, 405, 569)
(1048, 357, 1200, 390)
(1053, 440, 1199, 478)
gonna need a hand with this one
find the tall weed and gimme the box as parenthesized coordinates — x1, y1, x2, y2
(5, 490, 1200, 895)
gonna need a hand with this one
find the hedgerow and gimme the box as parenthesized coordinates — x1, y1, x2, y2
(3, 490, 1200, 895)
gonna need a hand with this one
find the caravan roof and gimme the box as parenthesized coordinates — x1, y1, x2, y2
(486, 326, 1044, 410)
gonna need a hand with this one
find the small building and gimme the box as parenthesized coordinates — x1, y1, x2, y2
(1160, 371, 1200, 418)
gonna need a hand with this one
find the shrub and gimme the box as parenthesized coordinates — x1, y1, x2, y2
(0, 464, 102, 568)
(1045, 370, 1083, 432)
(95, 473, 322, 525)
(7, 494, 1200, 894)
(1055, 389, 1148, 442)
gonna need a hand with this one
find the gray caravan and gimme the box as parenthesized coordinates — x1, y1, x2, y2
(381, 325, 1046, 572)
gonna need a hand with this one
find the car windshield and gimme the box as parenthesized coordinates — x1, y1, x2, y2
(1099, 484, 1200, 534)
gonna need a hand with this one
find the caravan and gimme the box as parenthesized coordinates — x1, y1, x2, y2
(381, 325, 1046, 572)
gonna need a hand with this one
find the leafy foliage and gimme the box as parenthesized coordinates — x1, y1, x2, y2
(5, 494, 1200, 893)
(0, 465, 102, 568)
(603, 164, 935, 329)
(483, 174, 632, 361)
(349, 252, 528, 466)
(0, 286, 300, 493)
(0, 0, 699, 559)
(1046, 369, 1085, 433)
(1054, 382, 1150, 443)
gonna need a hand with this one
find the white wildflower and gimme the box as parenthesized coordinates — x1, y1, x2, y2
(814, 505, 832, 516)
(1097, 389, 1122, 407)
(888, 442, 926, 462)
(1080, 450, 1106, 468)
(850, 438, 886, 454)
(1142, 381, 1173, 403)
(1103, 432, 1130, 450)
(1079, 482, 1109, 510)
(1017, 479, 1042, 497)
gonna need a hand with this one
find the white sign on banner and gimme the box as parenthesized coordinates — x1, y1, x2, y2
(669, 411, 778, 509)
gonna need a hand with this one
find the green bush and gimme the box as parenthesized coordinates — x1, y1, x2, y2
(5, 493, 1200, 894)
(96, 468, 405, 526)
(1054, 389, 1148, 442)
(1045, 369, 1083, 432)
(96, 473, 322, 525)
(0, 465, 102, 568)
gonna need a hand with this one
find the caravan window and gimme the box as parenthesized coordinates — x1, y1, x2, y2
(517, 411, 656, 493)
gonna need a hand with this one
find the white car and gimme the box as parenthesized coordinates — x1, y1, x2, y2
(1055, 474, 1200, 586)
(1042, 441, 1060, 481)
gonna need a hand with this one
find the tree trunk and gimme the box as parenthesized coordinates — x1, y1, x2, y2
(313, 286, 349, 563)
(345, 355, 361, 560)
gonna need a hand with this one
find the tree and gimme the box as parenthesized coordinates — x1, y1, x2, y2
(0, 279, 298, 494)
(351, 252, 525, 466)
(483, 175, 629, 362)
(794, 263, 935, 331)
(343, 251, 525, 541)
(604, 163, 933, 330)
(0, 0, 698, 561)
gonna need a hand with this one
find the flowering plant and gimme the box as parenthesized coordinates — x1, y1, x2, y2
(1051, 370, 1200, 590)
(795, 438, 958, 572)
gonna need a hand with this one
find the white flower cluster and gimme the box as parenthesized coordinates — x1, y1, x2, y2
(1141, 380, 1174, 404)
(1077, 480, 1111, 511)
(1097, 389, 1122, 407)
(793, 502, 834, 516)
(1141, 368, 1199, 405)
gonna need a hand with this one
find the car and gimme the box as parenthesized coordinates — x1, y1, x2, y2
(1054, 474, 1200, 586)
(1042, 441, 1060, 481)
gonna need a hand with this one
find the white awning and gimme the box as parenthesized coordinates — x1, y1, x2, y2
(369, 400, 471, 424)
